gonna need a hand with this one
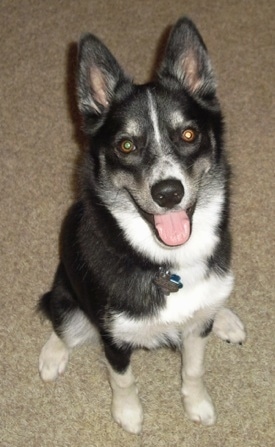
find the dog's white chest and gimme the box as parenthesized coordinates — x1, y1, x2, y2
(111, 271, 233, 349)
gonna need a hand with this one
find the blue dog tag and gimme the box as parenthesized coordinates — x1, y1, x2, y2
(169, 274, 183, 289)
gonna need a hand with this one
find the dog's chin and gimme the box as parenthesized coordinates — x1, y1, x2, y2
(138, 203, 196, 248)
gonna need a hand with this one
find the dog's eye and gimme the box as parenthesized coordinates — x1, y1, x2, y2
(181, 129, 197, 143)
(119, 140, 135, 154)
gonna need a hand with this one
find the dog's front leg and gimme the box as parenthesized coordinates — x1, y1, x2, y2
(181, 332, 216, 426)
(103, 341, 143, 434)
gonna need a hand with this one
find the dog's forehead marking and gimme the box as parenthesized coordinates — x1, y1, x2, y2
(147, 91, 161, 145)
(169, 110, 185, 128)
(124, 119, 141, 136)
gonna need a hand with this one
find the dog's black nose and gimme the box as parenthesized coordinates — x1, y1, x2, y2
(151, 179, 184, 208)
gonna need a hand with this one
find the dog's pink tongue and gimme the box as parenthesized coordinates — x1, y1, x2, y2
(154, 211, 190, 246)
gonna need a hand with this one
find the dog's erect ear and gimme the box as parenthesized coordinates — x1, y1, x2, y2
(158, 18, 216, 97)
(77, 34, 129, 116)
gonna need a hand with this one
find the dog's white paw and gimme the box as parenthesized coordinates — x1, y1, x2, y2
(182, 382, 216, 426)
(183, 395, 216, 426)
(213, 308, 246, 344)
(39, 332, 70, 382)
(111, 384, 143, 434)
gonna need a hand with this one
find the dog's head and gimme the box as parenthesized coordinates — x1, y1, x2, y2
(77, 18, 226, 253)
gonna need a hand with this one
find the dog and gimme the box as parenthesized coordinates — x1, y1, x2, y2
(38, 17, 246, 434)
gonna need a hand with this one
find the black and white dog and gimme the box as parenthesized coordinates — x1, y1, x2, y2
(38, 17, 245, 434)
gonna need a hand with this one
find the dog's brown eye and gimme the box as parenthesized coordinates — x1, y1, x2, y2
(119, 140, 135, 153)
(181, 129, 196, 143)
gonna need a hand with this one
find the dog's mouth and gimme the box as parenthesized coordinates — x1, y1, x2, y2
(140, 204, 196, 247)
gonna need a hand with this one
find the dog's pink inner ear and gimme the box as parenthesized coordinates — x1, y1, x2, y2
(90, 66, 109, 109)
(178, 50, 203, 93)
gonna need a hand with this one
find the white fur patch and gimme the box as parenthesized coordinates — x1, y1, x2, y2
(39, 332, 70, 382)
(106, 363, 143, 434)
(213, 308, 246, 343)
(112, 187, 224, 268)
(110, 272, 234, 349)
(124, 119, 141, 137)
(169, 110, 185, 128)
(111, 316, 181, 349)
(147, 91, 161, 144)
(62, 309, 100, 348)
(182, 334, 216, 425)
(182, 376, 216, 426)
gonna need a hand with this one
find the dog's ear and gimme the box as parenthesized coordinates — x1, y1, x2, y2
(77, 34, 129, 117)
(158, 18, 216, 97)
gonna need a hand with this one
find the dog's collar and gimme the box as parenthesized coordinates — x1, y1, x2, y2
(153, 266, 183, 295)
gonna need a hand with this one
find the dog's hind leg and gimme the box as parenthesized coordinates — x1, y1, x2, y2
(213, 307, 246, 344)
(39, 331, 70, 381)
(103, 340, 143, 434)
(39, 311, 99, 382)
(181, 332, 216, 426)
(38, 264, 99, 382)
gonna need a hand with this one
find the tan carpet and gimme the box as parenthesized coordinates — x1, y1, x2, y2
(1, 1, 274, 446)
